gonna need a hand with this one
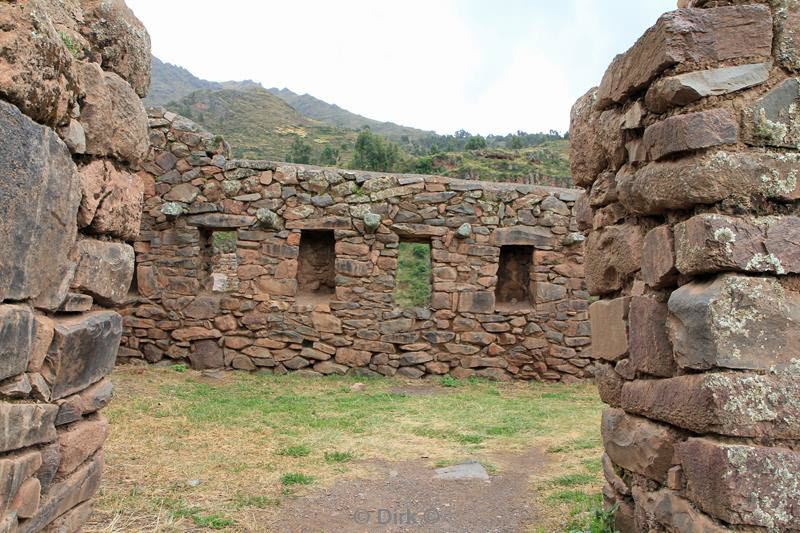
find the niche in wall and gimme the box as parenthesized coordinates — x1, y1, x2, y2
(394, 241, 432, 308)
(200, 229, 239, 292)
(495, 245, 534, 310)
(297, 230, 336, 301)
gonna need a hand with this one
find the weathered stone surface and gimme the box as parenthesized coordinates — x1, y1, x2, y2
(186, 214, 256, 228)
(745, 77, 800, 148)
(590, 297, 629, 362)
(633, 488, 730, 533)
(594, 364, 624, 407)
(677, 439, 800, 529)
(458, 292, 496, 314)
(674, 214, 800, 276)
(617, 151, 800, 215)
(628, 297, 674, 377)
(57, 416, 108, 475)
(596, 5, 773, 108)
(335, 348, 372, 367)
(775, 1, 800, 72)
(49, 312, 122, 399)
(189, 340, 223, 369)
(570, 88, 606, 187)
(104, 72, 150, 164)
(0, 404, 58, 453)
(71, 240, 135, 305)
(39, 500, 92, 533)
(668, 274, 800, 372)
(585, 224, 644, 295)
(645, 62, 771, 113)
(641, 226, 678, 289)
(0, 100, 80, 304)
(601, 408, 680, 482)
(79, 0, 152, 96)
(55, 379, 113, 426)
(643, 109, 738, 161)
(18, 453, 103, 533)
(91, 168, 144, 240)
(492, 226, 553, 247)
(0, 450, 42, 513)
(0, 306, 34, 382)
(622, 373, 800, 439)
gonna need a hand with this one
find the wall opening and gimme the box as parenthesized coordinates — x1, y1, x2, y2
(297, 230, 336, 301)
(495, 245, 534, 310)
(394, 241, 432, 308)
(200, 229, 239, 292)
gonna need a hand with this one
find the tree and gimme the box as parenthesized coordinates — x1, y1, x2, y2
(465, 135, 487, 150)
(510, 135, 524, 149)
(320, 145, 339, 166)
(286, 136, 312, 164)
(351, 128, 399, 172)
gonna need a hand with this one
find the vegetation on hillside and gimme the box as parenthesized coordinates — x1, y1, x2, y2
(394, 242, 432, 307)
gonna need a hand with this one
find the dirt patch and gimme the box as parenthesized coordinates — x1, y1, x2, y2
(273, 449, 545, 532)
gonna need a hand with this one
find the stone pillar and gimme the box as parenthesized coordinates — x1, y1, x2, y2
(573, 1, 800, 530)
(0, 1, 150, 531)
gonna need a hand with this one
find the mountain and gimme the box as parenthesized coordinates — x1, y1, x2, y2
(144, 57, 223, 107)
(165, 85, 360, 161)
(267, 88, 434, 142)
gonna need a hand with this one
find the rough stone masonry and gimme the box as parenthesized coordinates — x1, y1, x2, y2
(572, 0, 800, 530)
(119, 113, 591, 382)
(0, 0, 151, 531)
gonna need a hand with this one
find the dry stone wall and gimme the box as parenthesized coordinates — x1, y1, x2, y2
(572, 1, 800, 530)
(0, 1, 150, 531)
(120, 112, 591, 382)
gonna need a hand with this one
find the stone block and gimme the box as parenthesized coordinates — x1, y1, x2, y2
(621, 373, 800, 439)
(643, 109, 738, 161)
(70, 240, 135, 305)
(585, 224, 644, 295)
(596, 5, 772, 107)
(590, 297, 630, 362)
(9, 476, 40, 519)
(55, 379, 113, 426)
(186, 214, 256, 228)
(633, 488, 729, 533)
(745, 78, 800, 148)
(39, 500, 92, 533)
(569, 88, 606, 187)
(57, 416, 109, 475)
(492, 226, 553, 247)
(677, 439, 800, 529)
(0, 450, 42, 513)
(601, 408, 680, 482)
(618, 151, 800, 215)
(594, 364, 624, 407)
(0, 100, 80, 305)
(641, 226, 677, 289)
(457, 291, 496, 314)
(49, 312, 122, 400)
(0, 305, 34, 382)
(668, 274, 800, 372)
(0, 404, 58, 453)
(91, 167, 144, 240)
(645, 62, 771, 113)
(189, 340, 223, 370)
(676, 214, 800, 276)
(628, 297, 674, 377)
(335, 348, 371, 367)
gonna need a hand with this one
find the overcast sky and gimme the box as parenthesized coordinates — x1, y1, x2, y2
(127, 0, 674, 136)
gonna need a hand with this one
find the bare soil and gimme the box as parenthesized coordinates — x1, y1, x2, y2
(272, 449, 546, 533)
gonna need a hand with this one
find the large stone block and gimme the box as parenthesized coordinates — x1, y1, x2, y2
(17, 452, 103, 533)
(589, 297, 629, 362)
(601, 408, 680, 482)
(645, 62, 771, 113)
(633, 488, 730, 533)
(628, 297, 674, 377)
(643, 109, 738, 161)
(458, 291, 496, 314)
(57, 416, 109, 475)
(617, 151, 800, 215)
(0, 0, 78, 125)
(0, 100, 80, 305)
(744, 78, 800, 148)
(675, 214, 800, 276)
(677, 439, 800, 530)
(668, 274, 800, 372)
(0, 450, 42, 513)
(641, 226, 677, 289)
(596, 5, 772, 108)
(90, 167, 144, 241)
(491, 226, 553, 247)
(0, 305, 34, 382)
(0, 404, 58, 453)
(569, 88, 606, 187)
(775, 0, 800, 72)
(71, 240, 135, 305)
(585, 224, 644, 295)
(49, 312, 122, 400)
(55, 378, 113, 426)
(622, 373, 800, 439)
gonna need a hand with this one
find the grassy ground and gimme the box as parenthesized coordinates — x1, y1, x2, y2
(87, 367, 605, 532)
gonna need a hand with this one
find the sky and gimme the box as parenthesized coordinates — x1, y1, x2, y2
(127, 0, 674, 136)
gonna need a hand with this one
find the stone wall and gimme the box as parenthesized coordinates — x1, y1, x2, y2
(0, 1, 150, 531)
(572, 1, 800, 530)
(120, 112, 591, 382)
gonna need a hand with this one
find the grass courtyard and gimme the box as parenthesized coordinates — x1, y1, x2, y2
(86, 367, 606, 532)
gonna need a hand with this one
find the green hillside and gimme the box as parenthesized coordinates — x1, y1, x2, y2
(166, 87, 360, 161)
(267, 88, 435, 142)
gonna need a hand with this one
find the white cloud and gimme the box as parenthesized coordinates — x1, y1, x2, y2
(128, 0, 673, 135)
